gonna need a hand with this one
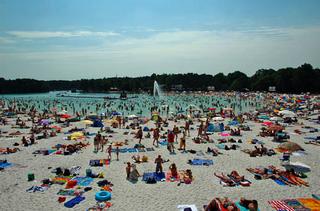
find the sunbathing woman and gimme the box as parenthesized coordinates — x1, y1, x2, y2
(239, 198, 259, 211)
(205, 197, 239, 211)
(228, 171, 245, 183)
(214, 172, 236, 186)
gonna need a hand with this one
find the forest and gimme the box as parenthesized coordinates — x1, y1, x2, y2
(0, 63, 319, 94)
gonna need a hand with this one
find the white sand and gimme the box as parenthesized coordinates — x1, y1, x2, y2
(0, 116, 319, 211)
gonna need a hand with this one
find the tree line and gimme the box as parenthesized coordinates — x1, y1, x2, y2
(0, 63, 319, 94)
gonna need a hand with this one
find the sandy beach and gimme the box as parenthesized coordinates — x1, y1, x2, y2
(1, 97, 319, 211)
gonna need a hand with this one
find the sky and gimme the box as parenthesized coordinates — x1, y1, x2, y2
(0, 0, 320, 80)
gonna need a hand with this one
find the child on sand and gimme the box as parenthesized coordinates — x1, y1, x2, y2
(126, 162, 131, 179)
(107, 145, 112, 160)
(116, 146, 119, 161)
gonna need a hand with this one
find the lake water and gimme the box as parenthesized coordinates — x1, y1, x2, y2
(0, 91, 262, 117)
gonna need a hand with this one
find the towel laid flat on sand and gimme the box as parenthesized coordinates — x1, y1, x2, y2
(142, 172, 165, 182)
(268, 200, 295, 211)
(189, 159, 213, 166)
(298, 198, 320, 211)
(177, 204, 198, 211)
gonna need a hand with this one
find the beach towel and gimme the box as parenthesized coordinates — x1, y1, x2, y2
(119, 148, 128, 153)
(312, 194, 320, 200)
(235, 202, 260, 211)
(189, 159, 213, 166)
(89, 160, 103, 167)
(273, 179, 287, 186)
(216, 143, 226, 150)
(268, 200, 295, 211)
(146, 147, 155, 152)
(282, 199, 310, 211)
(0, 162, 12, 169)
(127, 148, 138, 153)
(142, 172, 165, 182)
(159, 140, 167, 146)
(64, 195, 85, 208)
(138, 148, 146, 152)
(71, 177, 93, 186)
(177, 204, 198, 211)
(298, 198, 320, 211)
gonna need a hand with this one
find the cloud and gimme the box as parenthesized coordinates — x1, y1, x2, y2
(0, 26, 319, 79)
(0, 37, 15, 44)
(6, 30, 119, 39)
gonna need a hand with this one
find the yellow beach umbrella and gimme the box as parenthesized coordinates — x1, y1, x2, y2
(81, 120, 93, 125)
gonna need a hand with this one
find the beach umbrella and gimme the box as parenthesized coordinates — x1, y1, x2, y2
(111, 111, 122, 116)
(199, 117, 207, 122)
(128, 114, 138, 119)
(40, 119, 51, 125)
(104, 119, 118, 124)
(283, 162, 311, 173)
(81, 120, 93, 125)
(262, 121, 272, 126)
(212, 116, 224, 121)
(258, 115, 270, 120)
(270, 116, 283, 122)
(60, 114, 71, 119)
(279, 110, 296, 118)
(70, 132, 85, 140)
(278, 142, 304, 152)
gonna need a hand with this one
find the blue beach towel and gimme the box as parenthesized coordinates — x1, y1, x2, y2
(189, 159, 213, 166)
(142, 172, 165, 182)
(0, 162, 12, 169)
(71, 177, 93, 186)
(64, 195, 85, 208)
(127, 148, 138, 153)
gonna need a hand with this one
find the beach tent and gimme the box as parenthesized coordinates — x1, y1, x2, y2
(278, 142, 304, 152)
(283, 162, 311, 173)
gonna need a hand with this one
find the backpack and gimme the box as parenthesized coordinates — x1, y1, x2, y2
(146, 176, 157, 184)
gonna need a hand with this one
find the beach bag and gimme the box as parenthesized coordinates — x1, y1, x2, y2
(146, 176, 157, 184)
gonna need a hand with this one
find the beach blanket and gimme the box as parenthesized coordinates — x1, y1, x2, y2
(52, 177, 71, 184)
(159, 140, 167, 146)
(71, 177, 93, 186)
(177, 204, 198, 211)
(142, 172, 165, 182)
(298, 198, 320, 211)
(188, 159, 213, 166)
(89, 160, 104, 167)
(64, 195, 85, 208)
(127, 148, 138, 153)
(235, 202, 260, 211)
(216, 143, 226, 150)
(0, 162, 12, 169)
(268, 200, 295, 211)
(312, 194, 320, 200)
(146, 147, 155, 152)
(282, 199, 309, 211)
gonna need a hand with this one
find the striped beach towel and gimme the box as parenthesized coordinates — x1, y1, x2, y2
(268, 200, 295, 211)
